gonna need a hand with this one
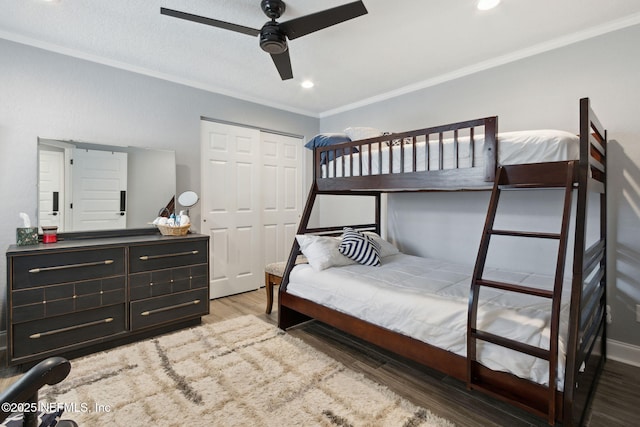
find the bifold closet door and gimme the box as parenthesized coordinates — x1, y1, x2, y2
(201, 121, 303, 299)
(201, 121, 262, 299)
(261, 132, 302, 266)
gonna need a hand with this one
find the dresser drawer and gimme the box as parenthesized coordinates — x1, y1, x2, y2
(12, 276, 126, 323)
(11, 247, 126, 290)
(129, 239, 208, 273)
(129, 264, 208, 301)
(130, 288, 208, 331)
(12, 304, 126, 360)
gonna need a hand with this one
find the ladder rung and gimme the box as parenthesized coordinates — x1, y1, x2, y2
(490, 229, 561, 239)
(471, 329, 550, 360)
(474, 279, 554, 298)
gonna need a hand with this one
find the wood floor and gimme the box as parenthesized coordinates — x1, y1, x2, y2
(2, 289, 638, 426)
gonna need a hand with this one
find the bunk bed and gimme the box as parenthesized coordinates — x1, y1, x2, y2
(278, 98, 607, 426)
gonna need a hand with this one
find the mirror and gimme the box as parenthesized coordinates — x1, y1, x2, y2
(177, 191, 198, 208)
(38, 138, 176, 233)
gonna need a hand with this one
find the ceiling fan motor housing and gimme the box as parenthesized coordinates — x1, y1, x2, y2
(261, 0, 286, 19)
(260, 21, 288, 54)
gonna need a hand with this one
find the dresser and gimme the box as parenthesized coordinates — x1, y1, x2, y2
(6, 233, 209, 366)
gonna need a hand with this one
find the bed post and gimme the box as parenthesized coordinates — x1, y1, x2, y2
(563, 98, 607, 426)
(483, 116, 498, 182)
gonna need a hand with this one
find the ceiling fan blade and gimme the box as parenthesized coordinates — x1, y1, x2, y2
(160, 7, 260, 37)
(270, 50, 293, 80)
(279, 1, 368, 40)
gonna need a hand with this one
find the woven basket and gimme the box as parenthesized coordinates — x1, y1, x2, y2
(157, 223, 191, 236)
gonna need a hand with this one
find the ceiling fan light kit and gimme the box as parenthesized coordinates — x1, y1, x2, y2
(161, 1, 368, 81)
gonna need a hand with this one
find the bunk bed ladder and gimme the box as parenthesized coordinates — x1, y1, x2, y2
(467, 160, 577, 425)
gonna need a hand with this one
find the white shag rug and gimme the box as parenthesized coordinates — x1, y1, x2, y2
(42, 315, 454, 426)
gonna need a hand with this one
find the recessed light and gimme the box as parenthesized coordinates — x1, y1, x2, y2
(301, 80, 314, 89)
(477, 0, 500, 11)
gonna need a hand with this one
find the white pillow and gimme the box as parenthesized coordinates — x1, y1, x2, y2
(363, 232, 400, 258)
(296, 234, 355, 271)
(339, 228, 381, 267)
(344, 126, 383, 141)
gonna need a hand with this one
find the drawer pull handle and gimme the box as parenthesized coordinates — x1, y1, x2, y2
(29, 317, 114, 339)
(141, 300, 201, 316)
(139, 250, 199, 261)
(29, 259, 115, 274)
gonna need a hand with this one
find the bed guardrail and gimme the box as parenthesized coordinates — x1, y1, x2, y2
(314, 117, 498, 191)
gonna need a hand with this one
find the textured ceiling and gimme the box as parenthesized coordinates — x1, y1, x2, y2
(2, 0, 640, 117)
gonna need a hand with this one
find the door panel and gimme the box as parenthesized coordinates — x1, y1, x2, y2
(261, 132, 302, 265)
(201, 122, 261, 298)
(38, 150, 65, 231)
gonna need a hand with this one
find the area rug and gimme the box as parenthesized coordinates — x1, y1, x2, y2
(42, 315, 454, 426)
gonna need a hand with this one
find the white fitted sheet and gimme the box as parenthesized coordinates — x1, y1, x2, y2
(322, 129, 579, 178)
(287, 253, 571, 390)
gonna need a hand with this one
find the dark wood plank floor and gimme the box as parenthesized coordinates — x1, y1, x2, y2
(2, 289, 638, 426)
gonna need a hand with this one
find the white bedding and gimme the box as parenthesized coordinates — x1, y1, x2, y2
(287, 253, 571, 390)
(322, 129, 579, 178)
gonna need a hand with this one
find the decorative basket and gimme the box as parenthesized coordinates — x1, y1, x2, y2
(156, 223, 191, 236)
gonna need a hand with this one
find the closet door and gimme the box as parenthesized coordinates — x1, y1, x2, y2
(261, 132, 302, 266)
(201, 121, 303, 299)
(201, 121, 262, 299)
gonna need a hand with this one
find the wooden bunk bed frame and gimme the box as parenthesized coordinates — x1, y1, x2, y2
(278, 98, 607, 426)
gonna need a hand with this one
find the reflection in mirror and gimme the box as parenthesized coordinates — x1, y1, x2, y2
(38, 138, 176, 233)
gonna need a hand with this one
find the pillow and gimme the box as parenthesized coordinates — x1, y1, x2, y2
(303, 133, 357, 164)
(363, 231, 400, 258)
(343, 127, 383, 141)
(296, 234, 355, 271)
(338, 227, 381, 267)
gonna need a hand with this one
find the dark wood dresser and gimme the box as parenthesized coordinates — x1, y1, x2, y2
(6, 233, 209, 366)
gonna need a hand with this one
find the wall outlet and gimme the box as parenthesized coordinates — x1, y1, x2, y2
(636, 304, 640, 323)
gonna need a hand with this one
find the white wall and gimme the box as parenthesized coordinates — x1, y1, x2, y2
(0, 38, 319, 332)
(319, 24, 640, 347)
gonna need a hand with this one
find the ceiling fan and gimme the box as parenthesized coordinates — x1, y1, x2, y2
(160, 1, 368, 80)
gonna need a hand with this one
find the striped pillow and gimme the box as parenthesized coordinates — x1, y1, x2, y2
(338, 227, 381, 266)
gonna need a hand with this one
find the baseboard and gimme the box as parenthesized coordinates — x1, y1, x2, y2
(607, 338, 640, 367)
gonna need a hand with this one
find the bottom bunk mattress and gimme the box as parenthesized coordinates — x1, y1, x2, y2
(286, 253, 571, 390)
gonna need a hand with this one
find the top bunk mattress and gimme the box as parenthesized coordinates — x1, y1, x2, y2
(322, 129, 579, 178)
(286, 252, 572, 390)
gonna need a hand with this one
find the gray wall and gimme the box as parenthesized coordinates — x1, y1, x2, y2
(0, 38, 319, 331)
(320, 24, 640, 347)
